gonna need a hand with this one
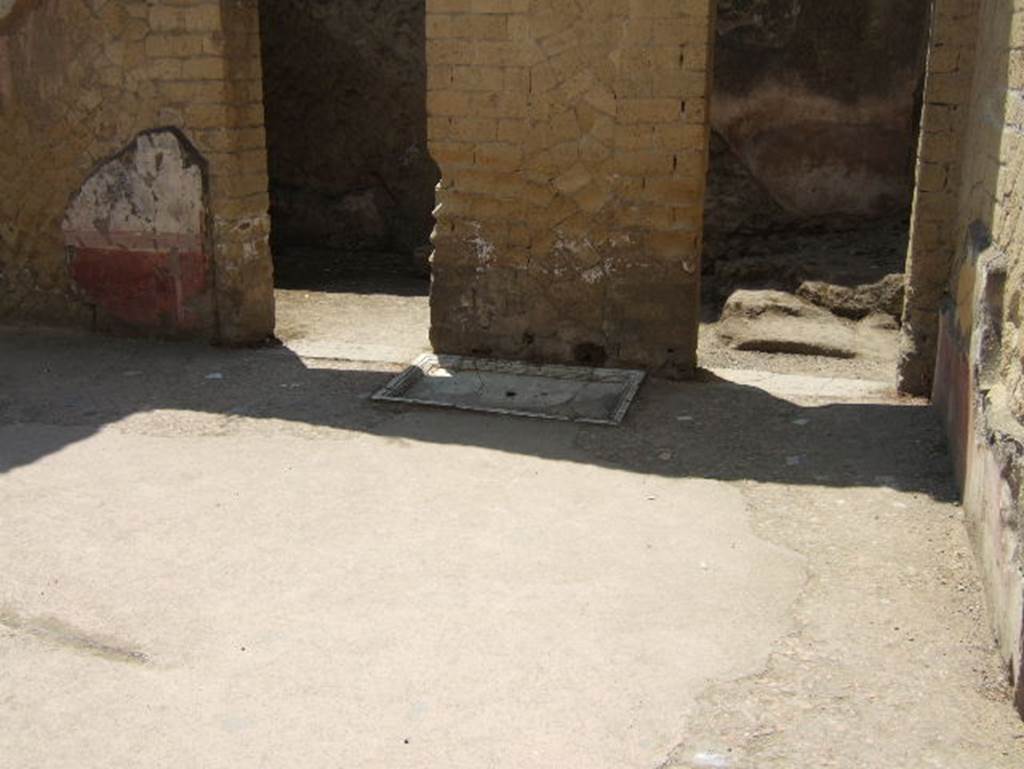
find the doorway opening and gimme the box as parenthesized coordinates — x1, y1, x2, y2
(699, 0, 931, 380)
(257, 0, 438, 362)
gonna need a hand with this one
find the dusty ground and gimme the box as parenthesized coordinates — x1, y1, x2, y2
(703, 210, 909, 309)
(700, 213, 908, 382)
(697, 321, 900, 382)
(274, 249, 431, 363)
(2, 283, 1023, 767)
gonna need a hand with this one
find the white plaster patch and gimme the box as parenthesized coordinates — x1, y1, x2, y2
(470, 235, 494, 263)
(62, 130, 204, 251)
(553, 234, 611, 284)
(467, 222, 495, 273)
(555, 235, 580, 253)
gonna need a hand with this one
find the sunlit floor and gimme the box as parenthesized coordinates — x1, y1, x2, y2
(275, 284, 430, 363)
(1, 327, 1022, 768)
(273, 249, 430, 364)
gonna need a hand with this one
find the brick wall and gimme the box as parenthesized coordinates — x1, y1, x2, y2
(912, 0, 1024, 714)
(425, 0, 714, 376)
(0, 0, 273, 342)
(898, 0, 981, 396)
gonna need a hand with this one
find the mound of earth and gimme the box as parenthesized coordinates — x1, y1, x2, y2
(716, 289, 897, 361)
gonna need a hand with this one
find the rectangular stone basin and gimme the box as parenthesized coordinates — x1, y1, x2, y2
(372, 354, 645, 425)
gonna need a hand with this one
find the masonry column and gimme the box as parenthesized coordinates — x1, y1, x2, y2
(426, 0, 714, 377)
(142, 0, 275, 344)
(208, 0, 275, 343)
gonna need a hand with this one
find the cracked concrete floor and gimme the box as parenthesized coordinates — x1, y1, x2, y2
(1, 327, 1023, 769)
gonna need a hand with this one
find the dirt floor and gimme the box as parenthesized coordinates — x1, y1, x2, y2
(703, 214, 910, 308)
(274, 249, 431, 363)
(2, 286, 1024, 767)
(697, 323, 900, 382)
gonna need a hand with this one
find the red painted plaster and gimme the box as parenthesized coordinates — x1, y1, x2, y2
(69, 247, 209, 333)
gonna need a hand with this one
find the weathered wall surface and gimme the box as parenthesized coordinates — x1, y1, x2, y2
(258, 0, 439, 258)
(915, 0, 1024, 715)
(0, 0, 274, 342)
(426, 0, 713, 376)
(950, 0, 1024, 429)
(710, 0, 931, 220)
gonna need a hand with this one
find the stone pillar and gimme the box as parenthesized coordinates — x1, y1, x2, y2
(426, 0, 714, 377)
(208, 0, 275, 344)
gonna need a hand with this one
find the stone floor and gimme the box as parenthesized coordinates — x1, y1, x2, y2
(2, 293, 1023, 767)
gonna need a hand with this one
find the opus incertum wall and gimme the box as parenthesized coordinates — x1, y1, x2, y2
(425, 0, 715, 377)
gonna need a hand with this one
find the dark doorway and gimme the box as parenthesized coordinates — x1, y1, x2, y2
(257, 0, 438, 358)
(700, 0, 932, 377)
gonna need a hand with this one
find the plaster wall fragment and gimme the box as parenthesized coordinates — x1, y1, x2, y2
(61, 130, 211, 334)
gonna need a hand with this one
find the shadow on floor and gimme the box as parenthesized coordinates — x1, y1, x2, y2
(0, 331, 955, 501)
(273, 248, 430, 297)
